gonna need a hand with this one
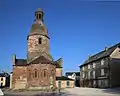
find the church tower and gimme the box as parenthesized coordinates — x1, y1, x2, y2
(27, 8, 52, 62)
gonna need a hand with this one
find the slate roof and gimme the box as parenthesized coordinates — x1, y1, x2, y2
(80, 43, 120, 67)
(28, 56, 54, 64)
(0, 73, 6, 77)
(66, 72, 80, 76)
(56, 76, 74, 81)
(54, 58, 63, 68)
(54, 61, 62, 68)
(0, 73, 9, 77)
(15, 59, 27, 66)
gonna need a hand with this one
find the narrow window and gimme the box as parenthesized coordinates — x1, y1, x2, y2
(82, 67, 84, 71)
(88, 64, 91, 69)
(66, 81, 70, 87)
(101, 59, 104, 65)
(39, 14, 41, 19)
(82, 72, 85, 78)
(101, 69, 105, 76)
(1, 78, 3, 81)
(88, 71, 90, 78)
(35, 70, 37, 78)
(44, 70, 46, 77)
(39, 38, 42, 44)
(93, 62, 96, 68)
(58, 81, 61, 88)
(42, 69, 47, 78)
(93, 70, 95, 79)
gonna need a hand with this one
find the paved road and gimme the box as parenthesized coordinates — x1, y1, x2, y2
(4, 92, 59, 96)
(63, 87, 120, 96)
(3, 87, 120, 96)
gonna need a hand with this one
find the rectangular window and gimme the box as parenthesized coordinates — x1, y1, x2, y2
(93, 63, 96, 68)
(82, 73, 85, 78)
(82, 67, 84, 71)
(101, 59, 105, 65)
(58, 81, 61, 88)
(88, 64, 91, 69)
(39, 38, 42, 44)
(66, 81, 70, 87)
(88, 71, 90, 77)
(1, 78, 3, 81)
(101, 69, 104, 76)
(35, 71, 37, 78)
(93, 70, 95, 79)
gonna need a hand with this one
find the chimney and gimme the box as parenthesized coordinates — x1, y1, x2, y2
(88, 54, 91, 59)
(12, 54, 16, 65)
(105, 47, 108, 51)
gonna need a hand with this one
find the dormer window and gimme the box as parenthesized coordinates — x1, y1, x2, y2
(39, 38, 42, 44)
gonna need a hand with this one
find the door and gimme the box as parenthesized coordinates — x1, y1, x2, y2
(58, 81, 61, 89)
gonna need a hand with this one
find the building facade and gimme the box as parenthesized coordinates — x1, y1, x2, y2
(66, 72, 80, 87)
(56, 76, 74, 89)
(0, 72, 10, 88)
(80, 43, 120, 88)
(12, 8, 74, 90)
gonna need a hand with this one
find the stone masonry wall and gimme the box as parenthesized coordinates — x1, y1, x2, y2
(56, 80, 74, 89)
(56, 68, 62, 77)
(27, 35, 49, 61)
(12, 66, 27, 90)
(27, 63, 56, 89)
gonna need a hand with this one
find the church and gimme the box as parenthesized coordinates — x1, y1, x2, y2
(11, 8, 74, 90)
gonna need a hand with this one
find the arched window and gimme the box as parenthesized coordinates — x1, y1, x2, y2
(35, 70, 37, 78)
(44, 70, 46, 77)
(38, 38, 42, 44)
(42, 69, 47, 78)
(39, 14, 41, 19)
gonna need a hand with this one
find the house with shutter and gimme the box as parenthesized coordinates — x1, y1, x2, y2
(80, 43, 120, 88)
(66, 72, 80, 87)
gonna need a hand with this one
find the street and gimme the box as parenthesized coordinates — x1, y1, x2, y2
(3, 87, 120, 96)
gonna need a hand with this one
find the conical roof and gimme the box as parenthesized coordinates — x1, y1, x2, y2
(29, 8, 48, 37)
(29, 21, 48, 36)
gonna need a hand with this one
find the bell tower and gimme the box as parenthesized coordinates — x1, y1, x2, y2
(27, 8, 51, 62)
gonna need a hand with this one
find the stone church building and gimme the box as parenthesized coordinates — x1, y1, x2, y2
(11, 8, 74, 90)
